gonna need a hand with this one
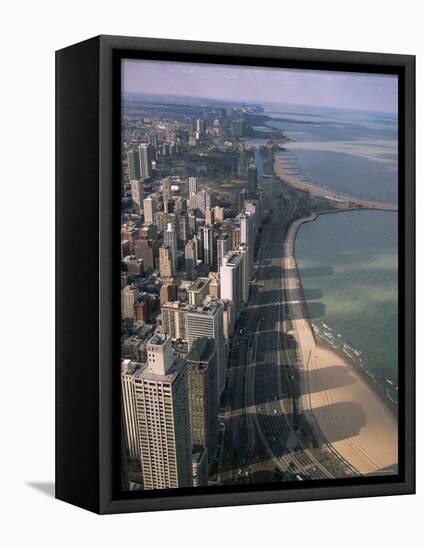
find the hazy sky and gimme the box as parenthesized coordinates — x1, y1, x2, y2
(122, 59, 398, 113)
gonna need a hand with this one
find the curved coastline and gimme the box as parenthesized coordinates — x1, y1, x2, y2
(295, 209, 398, 414)
(284, 212, 398, 475)
(274, 153, 398, 212)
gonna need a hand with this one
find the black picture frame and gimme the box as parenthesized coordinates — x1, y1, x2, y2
(56, 34, 415, 514)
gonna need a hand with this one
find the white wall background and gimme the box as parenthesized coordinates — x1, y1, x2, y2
(0, 0, 422, 548)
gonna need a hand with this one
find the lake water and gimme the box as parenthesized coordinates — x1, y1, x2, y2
(296, 210, 398, 402)
(265, 105, 399, 402)
(266, 104, 398, 203)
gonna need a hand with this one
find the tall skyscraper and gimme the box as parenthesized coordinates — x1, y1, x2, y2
(138, 143, 153, 179)
(244, 200, 259, 237)
(188, 176, 198, 197)
(121, 284, 138, 320)
(205, 189, 214, 210)
(148, 132, 159, 160)
(214, 206, 225, 223)
(121, 334, 192, 489)
(177, 213, 189, 245)
(159, 244, 174, 278)
(188, 209, 197, 236)
(120, 360, 139, 459)
(195, 119, 205, 135)
(192, 188, 214, 214)
(231, 226, 241, 250)
(186, 337, 219, 467)
(197, 227, 204, 262)
(238, 188, 247, 213)
(193, 235, 201, 262)
(239, 212, 254, 277)
(185, 238, 197, 274)
(186, 300, 225, 398)
(202, 225, 214, 266)
(127, 149, 141, 181)
(161, 177, 172, 212)
(220, 251, 243, 322)
(164, 222, 178, 269)
(237, 244, 250, 304)
(130, 179, 144, 209)
(143, 196, 156, 224)
(161, 301, 189, 340)
(217, 233, 230, 269)
(205, 207, 215, 226)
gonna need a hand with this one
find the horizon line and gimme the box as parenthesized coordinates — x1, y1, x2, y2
(122, 90, 398, 115)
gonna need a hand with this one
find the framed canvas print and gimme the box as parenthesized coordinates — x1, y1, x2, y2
(56, 35, 415, 514)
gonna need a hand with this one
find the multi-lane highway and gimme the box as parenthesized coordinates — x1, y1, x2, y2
(218, 188, 336, 484)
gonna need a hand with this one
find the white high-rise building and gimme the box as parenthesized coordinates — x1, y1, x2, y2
(195, 119, 205, 135)
(239, 212, 254, 277)
(220, 251, 243, 322)
(121, 334, 192, 490)
(164, 222, 178, 268)
(131, 179, 144, 209)
(121, 284, 138, 320)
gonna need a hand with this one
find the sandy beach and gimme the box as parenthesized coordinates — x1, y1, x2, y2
(274, 154, 398, 212)
(284, 216, 398, 475)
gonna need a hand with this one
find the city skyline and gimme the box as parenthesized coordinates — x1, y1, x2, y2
(123, 59, 398, 113)
(120, 62, 398, 492)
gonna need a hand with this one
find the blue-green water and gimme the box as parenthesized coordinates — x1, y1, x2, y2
(296, 211, 398, 401)
(266, 105, 399, 402)
(266, 104, 398, 203)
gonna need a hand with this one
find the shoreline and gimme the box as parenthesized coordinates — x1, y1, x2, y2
(274, 152, 398, 212)
(294, 209, 399, 415)
(283, 213, 398, 475)
(314, 337, 398, 419)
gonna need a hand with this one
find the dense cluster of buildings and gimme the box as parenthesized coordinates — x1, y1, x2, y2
(120, 105, 272, 490)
